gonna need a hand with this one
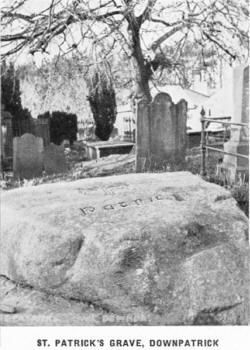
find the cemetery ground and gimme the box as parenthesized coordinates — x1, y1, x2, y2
(1, 145, 248, 217)
(1, 86, 249, 325)
(1, 0, 249, 329)
(0, 144, 249, 326)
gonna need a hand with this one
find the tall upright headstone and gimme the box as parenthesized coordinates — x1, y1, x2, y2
(136, 93, 187, 172)
(136, 99, 151, 172)
(43, 143, 67, 175)
(222, 65, 249, 182)
(33, 118, 50, 147)
(1, 103, 13, 170)
(13, 133, 44, 179)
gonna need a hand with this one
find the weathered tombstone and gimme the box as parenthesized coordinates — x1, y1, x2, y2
(43, 143, 67, 175)
(222, 65, 249, 182)
(13, 133, 44, 179)
(1, 103, 13, 170)
(1, 172, 249, 325)
(136, 93, 187, 172)
(33, 118, 50, 146)
(136, 99, 150, 172)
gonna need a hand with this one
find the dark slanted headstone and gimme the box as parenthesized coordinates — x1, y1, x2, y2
(43, 143, 67, 175)
(33, 118, 50, 146)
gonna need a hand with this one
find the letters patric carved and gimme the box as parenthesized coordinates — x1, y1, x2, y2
(79, 193, 170, 217)
(80, 207, 95, 216)
(118, 201, 128, 207)
(104, 204, 115, 210)
(133, 199, 143, 205)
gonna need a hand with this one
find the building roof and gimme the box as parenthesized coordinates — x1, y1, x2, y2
(150, 85, 210, 107)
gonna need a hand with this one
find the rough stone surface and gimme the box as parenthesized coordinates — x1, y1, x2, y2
(0, 301, 17, 314)
(0, 172, 249, 325)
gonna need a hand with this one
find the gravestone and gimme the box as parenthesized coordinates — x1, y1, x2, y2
(33, 118, 50, 146)
(43, 143, 67, 175)
(1, 172, 248, 325)
(136, 93, 187, 172)
(222, 65, 249, 182)
(1, 103, 13, 170)
(13, 133, 44, 179)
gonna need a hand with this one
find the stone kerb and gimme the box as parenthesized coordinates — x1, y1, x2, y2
(136, 92, 187, 172)
(13, 133, 44, 179)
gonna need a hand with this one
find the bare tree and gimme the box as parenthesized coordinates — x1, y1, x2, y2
(1, 0, 249, 102)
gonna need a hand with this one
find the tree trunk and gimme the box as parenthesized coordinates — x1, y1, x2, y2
(127, 21, 152, 103)
(131, 54, 152, 103)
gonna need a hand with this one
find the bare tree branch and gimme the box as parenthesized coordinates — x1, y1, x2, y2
(150, 24, 186, 51)
(1, 0, 248, 101)
(203, 31, 237, 60)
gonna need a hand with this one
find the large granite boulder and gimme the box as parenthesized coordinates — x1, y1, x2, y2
(1, 172, 249, 325)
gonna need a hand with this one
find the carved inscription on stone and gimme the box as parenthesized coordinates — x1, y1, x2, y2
(79, 192, 178, 216)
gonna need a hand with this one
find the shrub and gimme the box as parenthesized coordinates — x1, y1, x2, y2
(38, 111, 78, 145)
(1, 61, 32, 136)
(87, 65, 117, 141)
(186, 150, 249, 217)
(231, 184, 249, 217)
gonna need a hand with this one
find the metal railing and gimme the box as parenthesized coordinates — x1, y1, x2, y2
(200, 109, 249, 176)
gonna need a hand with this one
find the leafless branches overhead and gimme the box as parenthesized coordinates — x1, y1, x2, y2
(1, 0, 249, 100)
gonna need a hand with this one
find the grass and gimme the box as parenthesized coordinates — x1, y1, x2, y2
(139, 148, 249, 217)
(185, 149, 249, 217)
